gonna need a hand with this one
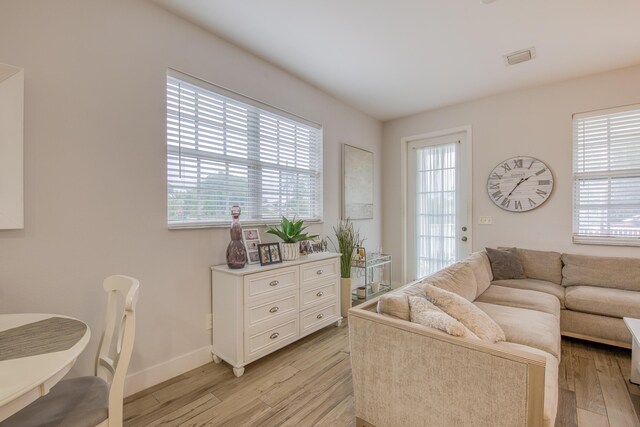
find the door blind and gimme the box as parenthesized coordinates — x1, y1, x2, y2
(166, 70, 323, 228)
(573, 105, 640, 245)
(415, 142, 457, 277)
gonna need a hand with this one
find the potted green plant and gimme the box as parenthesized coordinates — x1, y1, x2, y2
(331, 218, 363, 317)
(266, 216, 318, 261)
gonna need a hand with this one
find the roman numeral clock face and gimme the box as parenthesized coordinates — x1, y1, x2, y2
(487, 156, 554, 212)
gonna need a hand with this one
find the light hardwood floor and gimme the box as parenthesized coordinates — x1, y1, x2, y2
(124, 323, 639, 427)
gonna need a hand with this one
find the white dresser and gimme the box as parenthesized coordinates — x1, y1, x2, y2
(210, 252, 342, 377)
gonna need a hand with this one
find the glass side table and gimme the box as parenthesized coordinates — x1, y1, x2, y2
(351, 253, 392, 305)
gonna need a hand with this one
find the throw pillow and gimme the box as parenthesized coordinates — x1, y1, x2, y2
(408, 296, 478, 339)
(485, 247, 526, 280)
(377, 293, 410, 320)
(422, 284, 506, 343)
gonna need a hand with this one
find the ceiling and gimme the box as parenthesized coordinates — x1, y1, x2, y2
(152, 0, 640, 121)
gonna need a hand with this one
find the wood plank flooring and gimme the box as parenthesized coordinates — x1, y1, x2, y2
(124, 324, 639, 427)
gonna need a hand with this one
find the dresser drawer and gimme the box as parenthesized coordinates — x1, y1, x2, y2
(301, 302, 338, 334)
(300, 258, 338, 286)
(301, 280, 338, 310)
(244, 267, 298, 302)
(245, 317, 298, 360)
(246, 293, 298, 330)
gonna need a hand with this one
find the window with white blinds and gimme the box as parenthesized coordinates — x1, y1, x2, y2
(166, 70, 323, 228)
(573, 105, 640, 246)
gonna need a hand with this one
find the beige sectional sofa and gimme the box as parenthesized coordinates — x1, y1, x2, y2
(492, 248, 637, 348)
(349, 249, 640, 427)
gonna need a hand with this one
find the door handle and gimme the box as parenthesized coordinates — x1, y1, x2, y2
(461, 236, 468, 242)
(461, 226, 467, 232)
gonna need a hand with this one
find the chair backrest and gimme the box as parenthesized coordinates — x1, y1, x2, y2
(95, 275, 139, 425)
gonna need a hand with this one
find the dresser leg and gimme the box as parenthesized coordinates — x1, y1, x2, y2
(335, 318, 343, 327)
(233, 367, 245, 377)
(212, 354, 222, 364)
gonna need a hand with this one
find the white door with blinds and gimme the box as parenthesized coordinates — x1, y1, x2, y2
(573, 105, 640, 246)
(407, 133, 470, 281)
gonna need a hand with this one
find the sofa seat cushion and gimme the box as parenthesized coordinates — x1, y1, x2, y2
(475, 302, 560, 358)
(476, 285, 560, 318)
(495, 342, 559, 427)
(565, 286, 640, 319)
(492, 278, 565, 308)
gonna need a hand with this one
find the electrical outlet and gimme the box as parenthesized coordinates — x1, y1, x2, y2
(206, 314, 213, 330)
(478, 216, 492, 225)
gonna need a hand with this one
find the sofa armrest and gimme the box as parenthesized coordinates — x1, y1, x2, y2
(349, 300, 546, 427)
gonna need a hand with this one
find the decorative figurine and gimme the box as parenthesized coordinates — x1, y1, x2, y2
(226, 205, 246, 269)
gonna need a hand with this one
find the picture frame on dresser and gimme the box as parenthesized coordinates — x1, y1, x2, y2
(242, 228, 261, 264)
(258, 243, 281, 266)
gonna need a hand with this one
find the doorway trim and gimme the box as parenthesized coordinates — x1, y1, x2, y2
(400, 125, 473, 285)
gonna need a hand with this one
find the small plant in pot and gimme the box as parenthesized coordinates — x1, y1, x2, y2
(266, 217, 318, 261)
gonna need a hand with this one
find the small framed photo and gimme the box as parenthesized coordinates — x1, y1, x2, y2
(258, 243, 282, 266)
(243, 228, 261, 264)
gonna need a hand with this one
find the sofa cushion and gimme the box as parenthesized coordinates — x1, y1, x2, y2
(496, 342, 559, 427)
(565, 286, 640, 319)
(475, 302, 560, 358)
(560, 309, 632, 345)
(476, 285, 560, 318)
(377, 293, 410, 321)
(485, 247, 526, 280)
(465, 251, 493, 298)
(562, 253, 640, 291)
(423, 284, 505, 343)
(515, 248, 563, 285)
(420, 261, 478, 302)
(492, 278, 566, 308)
(408, 296, 479, 339)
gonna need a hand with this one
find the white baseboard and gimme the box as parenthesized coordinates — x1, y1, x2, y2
(124, 346, 213, 397)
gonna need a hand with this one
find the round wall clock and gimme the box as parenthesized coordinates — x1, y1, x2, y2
(487, 156, 553, 212)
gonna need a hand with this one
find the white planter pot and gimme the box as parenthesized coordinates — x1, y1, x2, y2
(280, 242, 300, 261)
(341, 277, 352, 318)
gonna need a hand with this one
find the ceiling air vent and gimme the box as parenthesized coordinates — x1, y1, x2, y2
(504, 47, 536, 66)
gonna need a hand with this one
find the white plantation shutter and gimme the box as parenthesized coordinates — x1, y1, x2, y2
(166, 70, 323, 227)
(573, 105, 640, 245)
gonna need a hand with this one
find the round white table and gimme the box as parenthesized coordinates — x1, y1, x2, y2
(0, 313, 91, 422)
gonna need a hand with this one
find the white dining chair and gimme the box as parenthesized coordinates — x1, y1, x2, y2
(1, 275, 140, 427)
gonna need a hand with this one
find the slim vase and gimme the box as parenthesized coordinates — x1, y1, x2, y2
(340, 277, 352, 318)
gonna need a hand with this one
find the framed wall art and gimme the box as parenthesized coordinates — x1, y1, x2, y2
(342, 144, 373, 219)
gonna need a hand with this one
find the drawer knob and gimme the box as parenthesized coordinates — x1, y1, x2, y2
(269, 306, 279, 313)
(269, 280, 279, 287)
(316, 269, 323, 275)
(316, 313, 324, 319)
(270, 332, 280, 340)
(316, 291, 324, 297)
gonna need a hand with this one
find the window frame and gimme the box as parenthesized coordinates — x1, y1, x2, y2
(166, 69, 323, 229)
(572, 103, 640, 246)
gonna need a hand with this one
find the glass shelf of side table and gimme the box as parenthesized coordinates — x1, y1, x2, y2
(351, 253, 392, 305)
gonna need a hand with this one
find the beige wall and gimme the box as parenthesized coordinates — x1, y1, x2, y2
(383, 64, 640, 284)
(0, 0, 382, 385)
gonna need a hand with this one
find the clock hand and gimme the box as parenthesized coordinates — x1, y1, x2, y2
(507, 178, 525, 197)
